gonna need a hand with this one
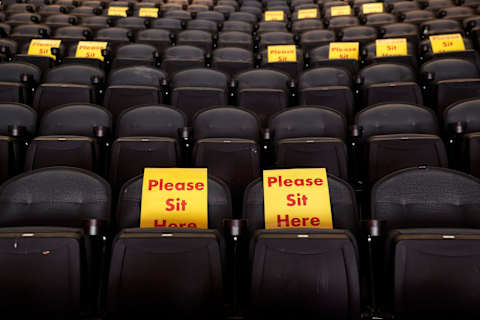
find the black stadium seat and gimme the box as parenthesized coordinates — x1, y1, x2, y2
(107, 174, 231, 319)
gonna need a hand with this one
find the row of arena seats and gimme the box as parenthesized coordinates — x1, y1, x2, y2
(0, 165, 479, 319)
(1, 60, 480, 123)
(0, 101, 479, 208)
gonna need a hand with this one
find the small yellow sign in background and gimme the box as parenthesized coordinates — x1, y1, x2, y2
(268, 45, 297, 63)
(108, 6, 128, 16)
(265, 10, 284, 21)
(331, 5, 351, 16)
(140, 168, 208, 229)
(329, 42, 359, 60)
(75, 41, 108, 61)
(298, 8, 318, 19)
(430, 34, 465, 54)
(362, 2, 383, 14)
(28, 39, 61, 60)
(263, 169, 333, 230)
(376, 38, 407, 57)
(139, 7, 159, 18)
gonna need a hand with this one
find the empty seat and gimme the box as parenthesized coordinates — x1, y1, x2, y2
(95, 27, 132, 50)
(81, 16, 113, 31)
(299, 30, 336, 52)
(420, 19, 463, 38)
(25, 103, 111, 172)
(245, 174, 360, 320)
(115, 16, 148, 31)
(421, 58, 480, 114)
(371, 167, 480, 319)
(217, 31, 253, 50)
(399, 9, 435, 25)
(0, 103, 37, 183)
(176, 30, 213, 52)
(104, 66, 166, 119)
(0, 167, 110, 318)
(0, 62, 41, 105)
(292, 19, 325, 35)
(45, 14, 79, 29)
(325, 16, 359, 32)
(258, 31, 295, 50)
(150, 17, 184, 34)
(212, 47, 254, 77)
(269, 106, 348, 179)
(299, 67, 354, 121)
(379, 23, 419, 46)
(339, 25, 377, 45)
(357, 63, 423, 106)
(54, 25, 93, 46)
(33, 65, 104, 116)
(361, 12, 397, 27)
(355, 103, 448, 184)
(109, 105, 186, 193)
(10, 24, 51, 48)
(111, 43, 159, 69)
(171, 68, 228, 121)
(444, 98, 480, 177)
(161, 45, 206, 75)
(222, 21, 254, 34)
(187, 19, 219, 33)
(135, 29, 171, 54)
(107, 173, 231, 319)
(192, 106, 261, 209)
(256, 21, 288, 34)
(235, 69, 292, 125)
(196, 11, 226, 23)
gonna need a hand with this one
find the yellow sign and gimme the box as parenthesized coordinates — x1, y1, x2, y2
(331, 5, 351, 16)
(297, 8, 318, 19)
(263, 169, 333, 229)
(265, 10, 284, 21)
(362, 2, 383, 14)
(429, 33, 465, 54)
(75, 41, 108, 61)
(268, 45, 297, 63)
(28, 39, 61, 60)
(376, 38, 407, 57)
(139, 7, 159, 18)
(108, 6, 128, 17)
(328, 42, 359, 60)
(140, 168, 208, 229)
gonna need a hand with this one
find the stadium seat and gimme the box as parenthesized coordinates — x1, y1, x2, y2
(355, 103, 448, 184)
(0, 62, 41, 105)
(135, 29, 172, 54)
(421, 58, 480, 114)
(0, 102, 36, 183)
(104, 65, 166, 119)
(109, 105, 186, 194)
(357, 63, 423, 106)
(371, 167, 480, 319)
(33, 64, 104, 116)
(235, 69, 292, 125)
(192, 106, 261, 211)
(269, 106, 349, 179)
(299, 67, 354, 121)
(161, 45, 206, 75)
(176, 30, 213, 52)
(111, 43, 160, 69)
(244, 174, 360, 320)
(107, 174, 231, 319)
(0, 167, 110, 318)
(444, 98, 480, 177)
(25, 103, 111, 173)
(212, 47, 254, 77)
(170, 68, 229, 121)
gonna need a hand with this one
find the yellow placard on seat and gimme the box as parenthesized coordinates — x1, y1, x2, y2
(140, 168, 208, 229)
(362, 2, 383, 14)
(267, 45, 297, 63)
(27, 39, 62, 60)
(265, 10, 284, 21)
(331, 5, 351, 17)
(75, 41, 108, 61)
(329, 42, 359, 60)
(139, 7, 159, 18)
(108, 6, 128, 17)
(429, 33, 465, 54)
(297, 8, 318, 19)
(376, 38, 407, 57)
(263, 169, 333, 229)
